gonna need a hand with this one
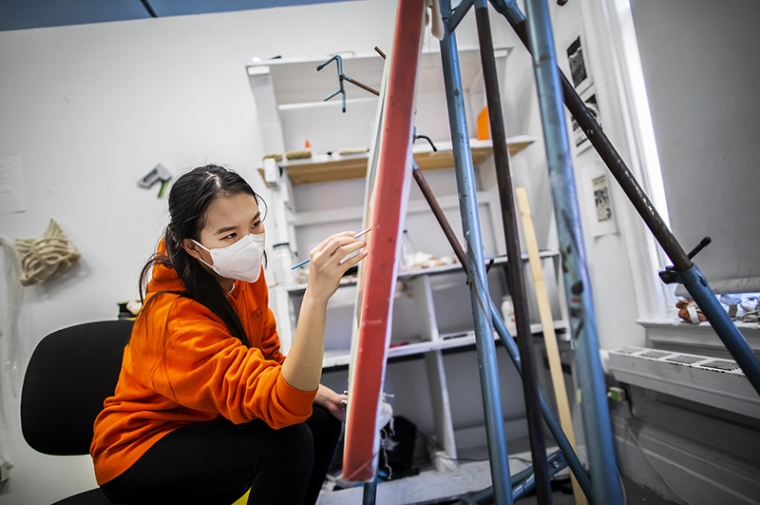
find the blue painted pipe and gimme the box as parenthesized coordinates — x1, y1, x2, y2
(439, 1, 512, 503)
(679, 265, 760, 392)
(512, 450, 568, 501)
(492, 0, 760, 400)
(449, 0, 472, 31)
(521, 0, 624, 503)
(490, 299, 596, 505)
(362, 472, 377, 505)
(411, 161, 595, 502)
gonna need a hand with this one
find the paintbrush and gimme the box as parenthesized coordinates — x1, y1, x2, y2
(290, 228, 372, 270)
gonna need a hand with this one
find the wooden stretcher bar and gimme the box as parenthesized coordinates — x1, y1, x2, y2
(341, 0, 426, 482)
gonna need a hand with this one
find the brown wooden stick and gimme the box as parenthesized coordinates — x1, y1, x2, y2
(516, 187, 588, 505)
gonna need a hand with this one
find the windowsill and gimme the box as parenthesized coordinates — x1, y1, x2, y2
(637, 318, 760, 357)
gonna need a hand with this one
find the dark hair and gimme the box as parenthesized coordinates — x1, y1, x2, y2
(138, 164, 263, 347)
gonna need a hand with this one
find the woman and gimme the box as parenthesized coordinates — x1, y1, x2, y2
(90, 165, 367, 504)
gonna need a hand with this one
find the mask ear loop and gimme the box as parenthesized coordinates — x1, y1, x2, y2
(255, 193, 269, 223)
(244, 232, 267, 277)
(191, 240, 240, 294)
(191, 240, 215, 269)
(255, 194, 270, 270)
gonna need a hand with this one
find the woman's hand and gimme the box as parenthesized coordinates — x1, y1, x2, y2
(281, 231, 367, 393)
(305, 231, 368, 306)
(315, 384, 347, 421)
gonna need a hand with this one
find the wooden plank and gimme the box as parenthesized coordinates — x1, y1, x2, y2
(413, 145, 494, 171)
(287, 249, 563, 293)
(506, 138, 534, 157)
(246, 46, 510, 108)
(286, 156, 369, 185)
(516, 187, 588, 505)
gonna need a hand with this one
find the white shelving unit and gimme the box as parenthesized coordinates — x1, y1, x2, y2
(282, 250, 567, 473)
(245, 46, 568, 484)
(245, 45, 526, 353)
(283, 251, 566, 368)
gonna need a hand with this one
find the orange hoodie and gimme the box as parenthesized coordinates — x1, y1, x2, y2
(90, 257, 317, 485)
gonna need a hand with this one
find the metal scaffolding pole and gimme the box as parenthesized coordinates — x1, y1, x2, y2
(520, 0, 624, 502)
(489, 0, 760, 396)
(473, 0, 551, 502)
(413, 163, 598, 505)
(439, 2, 512, 503)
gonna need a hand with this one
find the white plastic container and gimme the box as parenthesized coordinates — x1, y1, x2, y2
(271, 242, 294, 286)
(501, 295, 517, 336)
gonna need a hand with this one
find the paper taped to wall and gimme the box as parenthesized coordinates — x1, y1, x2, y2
(0, 156, 27, 214)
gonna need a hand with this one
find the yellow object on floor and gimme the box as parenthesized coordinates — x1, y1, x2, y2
(231, 488, 250, 505)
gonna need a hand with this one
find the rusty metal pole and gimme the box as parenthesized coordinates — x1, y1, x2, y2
(473, 0, 552, 502)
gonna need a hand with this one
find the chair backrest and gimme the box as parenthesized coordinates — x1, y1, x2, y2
(21, 320, 133, 456)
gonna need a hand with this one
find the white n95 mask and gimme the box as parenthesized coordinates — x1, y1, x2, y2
(193, 232, 266, 283)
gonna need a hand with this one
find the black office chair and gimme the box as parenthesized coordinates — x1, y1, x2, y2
(21, 320, 133, 505)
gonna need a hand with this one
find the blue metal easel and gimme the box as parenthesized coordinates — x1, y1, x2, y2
(485, 0, 760, 398)
(440, 0, 622, 501)
(355, 0, 760, 503)
(438, 1, 760, 504)
(438, 5, 514, 503)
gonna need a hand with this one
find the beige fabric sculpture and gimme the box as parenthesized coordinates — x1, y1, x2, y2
(14, 219, 80, 286)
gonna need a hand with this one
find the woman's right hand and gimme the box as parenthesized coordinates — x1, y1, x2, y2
(283, 231, 367, 392)
(305, 231, 368, 305)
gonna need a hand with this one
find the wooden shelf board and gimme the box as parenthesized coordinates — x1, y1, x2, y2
(257, 137, 535, 186)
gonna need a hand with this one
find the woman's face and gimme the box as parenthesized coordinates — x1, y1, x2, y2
(183, 192, 264, 265)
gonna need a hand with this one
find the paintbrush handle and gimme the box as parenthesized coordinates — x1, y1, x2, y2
(290, 228, 372, 270)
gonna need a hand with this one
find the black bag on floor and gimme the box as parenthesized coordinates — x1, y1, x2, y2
(379, 416, 419, 480)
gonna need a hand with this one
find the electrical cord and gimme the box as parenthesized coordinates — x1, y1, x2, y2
(617, 466, 628, 505)
(623, 422, 689, 504)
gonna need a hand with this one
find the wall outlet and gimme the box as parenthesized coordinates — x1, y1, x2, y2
(0, 455, 12, 482)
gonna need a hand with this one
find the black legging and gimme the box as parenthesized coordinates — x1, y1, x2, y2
(101, 405, 342, 505)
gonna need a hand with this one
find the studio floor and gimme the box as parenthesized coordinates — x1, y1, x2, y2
(318, 461, 677, 505)
(495, 474, 677, 505)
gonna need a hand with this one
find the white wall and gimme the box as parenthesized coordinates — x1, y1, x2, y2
(0, 0, 659, 503)
(496, 0, 655, 349)
(630, 0, 760, 292)
(549, 3, 760, 503)
(552, 0, 654, 349)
